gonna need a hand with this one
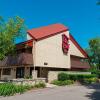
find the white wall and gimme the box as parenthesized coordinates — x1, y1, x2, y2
(34, 31, 70, 69)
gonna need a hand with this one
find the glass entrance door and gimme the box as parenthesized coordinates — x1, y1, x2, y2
(16, 67, 25, 78)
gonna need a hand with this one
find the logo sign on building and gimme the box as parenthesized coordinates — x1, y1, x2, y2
(62, 34, 69, 54)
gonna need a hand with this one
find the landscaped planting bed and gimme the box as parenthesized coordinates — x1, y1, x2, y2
(0, 82, 46, 96)
(51, 73, 98, 86)
(51, 80, 74, 86)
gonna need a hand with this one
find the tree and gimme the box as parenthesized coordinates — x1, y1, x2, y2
(0, 16, 26, 60)
(97, 0, 100, 5)
(86, 38, 100, 70)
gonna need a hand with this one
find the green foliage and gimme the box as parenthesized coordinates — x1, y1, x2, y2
(97, 71, 100, 78)
(58, 73, 97, 83)
(0, 16, 26, 60)
(0, 82, 46, 96)
(24, 75, 32, 79)
(83, 78, 98, 84)
(34, 82, 46, 88)
(97, 1, 100, 5)
(91, 68, 100, 78)
(68, 74, 78, 81)
(58, 73, 69, 81)
(15, 85, 26, 94)
(51, 80, 74, 86)
(0, 83, 33, 96)
(86, 37, 100, 69)
(57, 73, 98, 85)
(0, 83, 16, 96)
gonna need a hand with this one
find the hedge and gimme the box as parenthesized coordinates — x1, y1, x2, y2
(58, 73, 97, 81)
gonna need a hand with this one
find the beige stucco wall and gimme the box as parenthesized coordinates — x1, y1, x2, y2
(69, 40, 85, 57)
(34, 31, 70, 69)
(48, 71, 60, 83)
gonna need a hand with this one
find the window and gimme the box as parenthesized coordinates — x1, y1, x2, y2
(80, 59, 84, 62)
(2, 68, 11, 75)
(80, 59, 88, 63)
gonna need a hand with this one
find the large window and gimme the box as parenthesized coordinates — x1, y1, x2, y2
(2, 68, 11, 75)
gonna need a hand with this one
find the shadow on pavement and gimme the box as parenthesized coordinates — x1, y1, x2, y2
(85, 83, 100, 100)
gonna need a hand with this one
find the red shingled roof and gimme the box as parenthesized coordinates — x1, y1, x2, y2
(27, 23, 68, 40)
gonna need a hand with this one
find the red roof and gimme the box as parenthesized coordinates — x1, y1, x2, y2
(16, 39, 33, 49)
(27, 23, 68, 40)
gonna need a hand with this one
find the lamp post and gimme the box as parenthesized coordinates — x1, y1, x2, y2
(32, 40, 36, 79)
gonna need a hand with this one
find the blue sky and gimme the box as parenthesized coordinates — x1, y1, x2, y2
(0, 0, 100, 48)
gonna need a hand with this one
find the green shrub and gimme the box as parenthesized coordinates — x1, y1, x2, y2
(74, 74, 96, 81)
(51, 80, 74, 86)
(34, 82, 46, 88)
(0, 83, 16, 96)
(0, 83, 34, 96)
(23, 85, 34, 90)
(58, 73, 69, 81)
(24, 75, 32, 79)
(83, 78, 98, 84)
(15, 85, 26, 94)
(66, 80, 74, 85)
(69, 74, 78, 81)
(57, 72, 97, 84)
(97, 71, 100, 78)
(90, 68, 100, 78)
(0, 82, 46, 96)
(82, 74, 96, 78)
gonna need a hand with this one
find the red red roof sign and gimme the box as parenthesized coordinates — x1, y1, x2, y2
(62, 34, 69, 54)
